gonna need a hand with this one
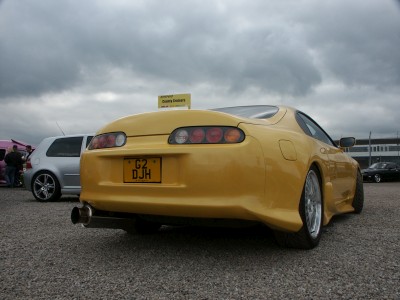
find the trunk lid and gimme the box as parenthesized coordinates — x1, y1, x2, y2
(97, 108, 286, 137)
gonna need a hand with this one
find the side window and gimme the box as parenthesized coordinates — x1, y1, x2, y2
(0, 149, 5, 161)
(296, 113, 335, 146)
(46, 137, 84, 157)
(86, 136, 94, 148)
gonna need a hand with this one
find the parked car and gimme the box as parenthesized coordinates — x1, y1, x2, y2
(24, 134, 93, 201)
(0, 139, 32, 186)
(362, 162, 400, 183)
(71, 105, 363, 249)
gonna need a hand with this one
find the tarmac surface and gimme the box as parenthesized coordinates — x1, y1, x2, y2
(1, 183, 399, 299)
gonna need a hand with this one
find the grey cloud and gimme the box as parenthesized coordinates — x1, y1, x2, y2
(300, 0, 400, 89)
(0, 0, 322, 99)
(0, 0, 399, 144)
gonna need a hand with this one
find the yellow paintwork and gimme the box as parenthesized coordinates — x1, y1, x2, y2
(80, 106, 359, 232)
(123, 157, 161, 183)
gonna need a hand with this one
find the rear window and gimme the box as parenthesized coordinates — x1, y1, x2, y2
(46, 137, 83, 157)
(212, 105, 279, 119)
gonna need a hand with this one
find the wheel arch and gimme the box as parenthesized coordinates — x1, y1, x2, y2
(31, 170, 62, 202)
(31, 168, 63, 189)
(307, 160, 332, 226)
(274, 162, 324, 249)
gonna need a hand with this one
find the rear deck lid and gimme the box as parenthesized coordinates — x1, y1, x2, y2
(97, 106, 286, 137)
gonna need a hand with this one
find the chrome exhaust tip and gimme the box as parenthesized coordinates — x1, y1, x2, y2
(71, 204, 136, 229)
(71, 205, 92, 225)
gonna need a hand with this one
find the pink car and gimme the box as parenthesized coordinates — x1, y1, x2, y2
(0, 139, 33, 185)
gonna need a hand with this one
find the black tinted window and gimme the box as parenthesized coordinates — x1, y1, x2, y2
(46, 137, 83, 157)
(296, 113, 335, 146)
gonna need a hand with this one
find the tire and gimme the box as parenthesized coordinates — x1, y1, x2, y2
(32, 172, 61, 202)
(125, 218, 161, 234)
(352, 171, 364, 214)
(374, 174, 381, 183)
(274, 165, 323, 249)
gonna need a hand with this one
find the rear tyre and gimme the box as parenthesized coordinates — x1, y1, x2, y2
(274, 166, 323, 249)
(32, 172, 61, 202)
(374, 174, 381, 183)
(352, 171, 364, 214)
(125, 218, 161, 234)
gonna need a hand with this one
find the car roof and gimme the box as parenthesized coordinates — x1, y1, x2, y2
(42, 133, 94, 140)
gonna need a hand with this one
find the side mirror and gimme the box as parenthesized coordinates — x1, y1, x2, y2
(339, 137, 356, 148)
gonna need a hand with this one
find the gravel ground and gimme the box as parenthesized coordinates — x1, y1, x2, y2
(1, 183, 399, 299)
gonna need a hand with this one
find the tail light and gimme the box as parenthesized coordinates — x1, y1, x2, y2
(224, 128, 242, 143)
(189, 128, 206, 143)
(206, 127, 223, 143)
(169, 126, 245, 144)
(88, 132, 126, 150)
(26, 159, 32, 169)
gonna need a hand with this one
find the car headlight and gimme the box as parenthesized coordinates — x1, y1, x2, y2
(88, 132, 127, 150)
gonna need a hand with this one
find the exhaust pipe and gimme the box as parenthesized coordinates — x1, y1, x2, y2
(71, 205, 93, 226)
(71, 204, 136, 229)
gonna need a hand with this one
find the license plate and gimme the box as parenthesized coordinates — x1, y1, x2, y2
(123, 157, 161, 183)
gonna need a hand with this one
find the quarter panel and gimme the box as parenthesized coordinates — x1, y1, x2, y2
(243, 124, 309, 208)
(325, 146, 358, 214)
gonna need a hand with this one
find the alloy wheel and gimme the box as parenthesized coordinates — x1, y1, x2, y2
(304, 170, 322, 239)
(374, 174, 381, 183)
(33, 173, 59, 201)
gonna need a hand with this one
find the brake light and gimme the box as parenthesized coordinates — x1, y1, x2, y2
(89, 132, 127, 150)
(206, 127, 223, 143)
(189, 128, 205, 143)
(169, 127, 245, 144)
(26, 159, 32, 169)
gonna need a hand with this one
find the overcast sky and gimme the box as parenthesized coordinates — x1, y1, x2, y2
(1, 0, 399, 146)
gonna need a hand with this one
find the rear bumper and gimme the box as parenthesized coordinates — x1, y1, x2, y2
(23, 170, 33, 191)
(80, 135, 303, 232)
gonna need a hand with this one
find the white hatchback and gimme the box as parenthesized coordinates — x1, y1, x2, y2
(24, 134, 93, 202)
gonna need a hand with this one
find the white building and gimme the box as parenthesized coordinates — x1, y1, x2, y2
(341, 138, 400, 168)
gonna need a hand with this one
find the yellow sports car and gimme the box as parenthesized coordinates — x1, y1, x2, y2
(72, 105, 363, 249)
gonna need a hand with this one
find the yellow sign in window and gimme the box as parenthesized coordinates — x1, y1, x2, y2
(123, 158, 161, 183)
(158, 93, 191, 109)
